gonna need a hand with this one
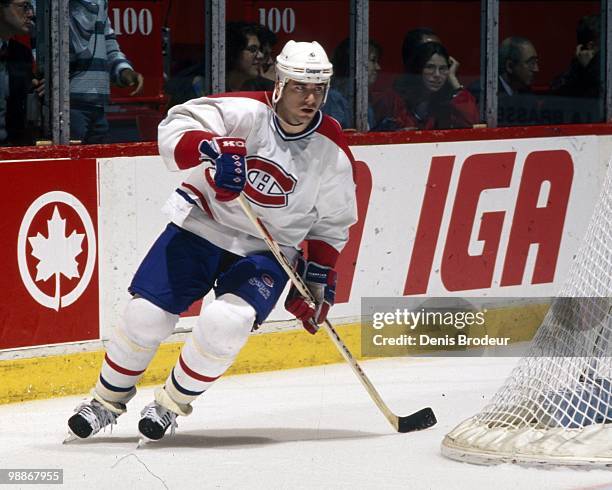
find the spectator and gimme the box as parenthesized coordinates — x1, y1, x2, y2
(551, 15, 600, 98)
(467, 36, 539, 100)
(373, 27, 465, 130)
(498, 36, 539, 96)
(258, 26, 277, 81)
(466, 36, 542, 126)
(0, 0, 36, 145)
(497, 37, 545, 125)
(401, 27, 440, 72)
(400, 28, 464, 104)
(241, 24, 277, 91)
(166, 21, 265, 106)
(225, 21, 264, 91)
(389, 42, 478, 130)
(322, 38, 382, 129)
(69, 0, 144, 144)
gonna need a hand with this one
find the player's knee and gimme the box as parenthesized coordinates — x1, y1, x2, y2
(122, 296, 179, 348)
(194, 294, 256, 359)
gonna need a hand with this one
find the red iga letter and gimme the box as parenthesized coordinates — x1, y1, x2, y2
(501, 150, 573, 286)
(441, 152, 516, 291)
(404, 156, 455, 294)
(335, 160, 372, 303)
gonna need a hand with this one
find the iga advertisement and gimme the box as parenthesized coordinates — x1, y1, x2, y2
(96, 136, 604, 336)
(0, 159, 99, 349)
(347, 136, 601, 307)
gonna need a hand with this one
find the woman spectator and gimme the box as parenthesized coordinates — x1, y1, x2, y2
(165, 21, 263, 107)
(390, 42, 478, 130)
(241, 24, 277, 91)
(224, 21, 264, 91)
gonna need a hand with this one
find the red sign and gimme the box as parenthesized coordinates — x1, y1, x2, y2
(0, 159, 99, 349)
(109, 0, 164, 101)
(229, 2, 349, 59)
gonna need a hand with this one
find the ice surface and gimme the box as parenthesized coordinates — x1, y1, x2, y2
(1, 357, 611, 489)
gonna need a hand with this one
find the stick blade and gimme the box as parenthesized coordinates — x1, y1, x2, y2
(397, 407, 437, 433)
(62, 432, 79, 444)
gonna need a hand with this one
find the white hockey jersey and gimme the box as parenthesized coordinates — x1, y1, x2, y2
(158, 92, 358, 263)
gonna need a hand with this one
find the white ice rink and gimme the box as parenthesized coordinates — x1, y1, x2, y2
(1, 357, 611, 489)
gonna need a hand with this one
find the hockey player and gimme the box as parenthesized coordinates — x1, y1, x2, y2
(66, 40, 358, 443)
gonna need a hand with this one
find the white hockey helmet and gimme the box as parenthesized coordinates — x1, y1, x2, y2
(272, 40, 333, 104)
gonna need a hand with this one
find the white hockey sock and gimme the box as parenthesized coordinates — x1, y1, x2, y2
(165, 294, 256, 406)
(96, 297, 178, 404)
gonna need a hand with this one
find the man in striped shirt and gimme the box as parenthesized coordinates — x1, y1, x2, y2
(69, 0, 143, 143)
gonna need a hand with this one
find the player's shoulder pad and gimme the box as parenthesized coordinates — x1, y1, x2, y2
(316, 113, 355, 165)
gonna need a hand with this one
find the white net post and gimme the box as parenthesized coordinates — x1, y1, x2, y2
(441, 161, 612, 467)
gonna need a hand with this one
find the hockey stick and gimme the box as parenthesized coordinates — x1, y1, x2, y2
(237, 194, 437, 433)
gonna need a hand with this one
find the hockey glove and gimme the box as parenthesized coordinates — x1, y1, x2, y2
(285, 256, 337, 334)
(200, 136, 247, 201)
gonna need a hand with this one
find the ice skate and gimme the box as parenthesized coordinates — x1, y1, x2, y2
(66, 395, 126, 442)
(137, 387, 192, 446)
(138, 401, 178, 444)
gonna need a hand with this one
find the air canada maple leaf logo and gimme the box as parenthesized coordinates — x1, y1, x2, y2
(28, 206, 85, 310)
(17, 191, 97, 311)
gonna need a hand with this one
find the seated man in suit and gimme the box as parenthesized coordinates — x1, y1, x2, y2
(469, 36, 543, 126)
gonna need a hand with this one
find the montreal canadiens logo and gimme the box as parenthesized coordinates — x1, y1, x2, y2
(244, 157, 296, 208)
(17, 191, 97, 311)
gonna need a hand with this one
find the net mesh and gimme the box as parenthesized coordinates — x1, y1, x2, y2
(442, 162, 612, 466)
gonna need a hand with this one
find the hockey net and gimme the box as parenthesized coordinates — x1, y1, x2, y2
(441, 162, 612, 468)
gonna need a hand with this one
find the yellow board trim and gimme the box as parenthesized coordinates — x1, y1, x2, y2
(0, 303, 548, 405)
(0, 323, 362, 405)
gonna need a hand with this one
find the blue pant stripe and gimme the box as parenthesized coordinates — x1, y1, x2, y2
(171, 369, 206, 396)
(99, 375, 134, 393)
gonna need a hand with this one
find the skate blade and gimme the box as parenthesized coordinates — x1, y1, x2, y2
(136, 436, 153, 449)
